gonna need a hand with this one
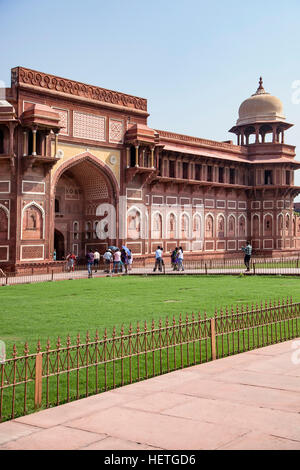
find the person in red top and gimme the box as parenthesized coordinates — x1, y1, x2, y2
(66, 252, 76, 272)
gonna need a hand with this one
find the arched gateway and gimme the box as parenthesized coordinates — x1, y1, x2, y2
(51, 153, 119, 261)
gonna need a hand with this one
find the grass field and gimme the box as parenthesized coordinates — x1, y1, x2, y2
(1, 274, 300, 356)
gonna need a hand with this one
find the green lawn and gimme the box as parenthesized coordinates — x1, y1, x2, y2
(1, 275, 300, 356)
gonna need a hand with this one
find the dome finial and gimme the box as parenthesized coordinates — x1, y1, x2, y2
(255, 76, 266, 95)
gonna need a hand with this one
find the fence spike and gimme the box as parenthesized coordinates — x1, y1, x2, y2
(95, 330, 99, 342)
(77, 333, 80, 345)
(24, 342, 29, 356)
(86, 331, 90, 343)
(66, 335, 71, 348)
(13, 344, 17, 358)
(56, 337, 61, 349)
(37, 339, 41, 354)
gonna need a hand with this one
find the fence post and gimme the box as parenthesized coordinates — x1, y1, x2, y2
(34, 353, 43, 408)
(210, 318, 216, 360)
(253, 262, 256, 275)
(205, 263, 207, 275)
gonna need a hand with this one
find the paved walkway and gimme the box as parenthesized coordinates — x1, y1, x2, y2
(0, 339, 299, 450)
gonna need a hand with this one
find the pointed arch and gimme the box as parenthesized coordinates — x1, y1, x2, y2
(21, 201, 45, 240)
(167, 212, 177, 239)
(0, 204, 9, 241)
(205, 213, 214, 239)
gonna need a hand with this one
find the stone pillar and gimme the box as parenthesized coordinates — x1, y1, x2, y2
(44, 131, 50, 157)
(54, 132, 59, 157)
(32, 128, 37, 156)
(255, 126, 260, 144)
(240, 129, 244, 145)
(272, 125, 277, 143)
(23, 131, 27, 157)
(126, 147, 130, 168)
(135, 145, 139, 167)
(151, 147, 154, 168)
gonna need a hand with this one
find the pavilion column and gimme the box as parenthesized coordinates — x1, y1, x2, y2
(272, 125, 277, 143)
(255, 126, 260, 144)
(281, 130, 285, 144)
(32, 128, 37, 156)
(44, 131, 50, 157)
(126, 147, 130, 168)
(9, 122, 16, 156)
(142, 149, 145, 167)
(135, 145, 139, 167)
(54, 132, 59, 157)
(151, 147, 154, 168)
(23, 131, 27, 156)
(240, 129, 245, 145)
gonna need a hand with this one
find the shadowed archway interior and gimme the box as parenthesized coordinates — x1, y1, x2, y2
(54, 159, 116, 260)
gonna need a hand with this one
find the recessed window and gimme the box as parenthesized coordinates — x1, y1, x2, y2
(55, 199, 60, 213)
(218, 167, 224, 183)
(207, 165, 212, 182)
(182, 162, 189, 179)
(0, 129, 4, 154)
(195, 164, 201, 181)
(169, 160, 175, 178)
(264, 170, 273, 185)
(230, 168, 235, 185)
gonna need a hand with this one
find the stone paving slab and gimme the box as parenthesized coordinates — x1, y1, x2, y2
(0, 339, 299, 450)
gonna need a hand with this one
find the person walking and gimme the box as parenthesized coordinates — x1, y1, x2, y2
(121, 248, 129, 274)
(153, 246, 163, 272)
(67, 252, 76, 272)
(242, 241, 252, 272)
(93, 249, 100, 272)
(103, 248, 113, 273)
(128, 249, 133, 272)
(177, 246, 184, 271)
(86, 249, 94, 278)
(171, 247, 178, 271)
(113, 248, 122, 273)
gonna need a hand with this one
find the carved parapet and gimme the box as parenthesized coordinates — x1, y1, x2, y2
(12, 67, 148, 113)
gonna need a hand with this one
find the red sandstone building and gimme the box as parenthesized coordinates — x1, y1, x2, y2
(0, 67, 300, 271)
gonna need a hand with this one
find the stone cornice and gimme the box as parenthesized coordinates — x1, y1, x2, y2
(11, 67, 148, 115)
(156, 129, 246, 156)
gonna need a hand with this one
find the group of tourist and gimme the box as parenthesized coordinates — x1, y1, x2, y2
(64, 247, 133, 277)
(64, 240, 252, 277)
(92, 247, 133, 276)
(153, 246, 184, 272)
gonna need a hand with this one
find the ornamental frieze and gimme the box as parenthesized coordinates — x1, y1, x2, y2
(12, 67, 147, 112)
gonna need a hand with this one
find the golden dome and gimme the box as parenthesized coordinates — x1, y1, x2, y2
(237, 78, 285, 126)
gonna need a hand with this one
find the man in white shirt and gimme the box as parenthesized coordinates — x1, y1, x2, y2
(93, 249, 100, 272)
(177, 246, 184, 271)
(103, 249, 113, 273)
(153, 246, 163, 272)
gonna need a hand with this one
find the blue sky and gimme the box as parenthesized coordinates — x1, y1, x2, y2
(2, 0, 300, 196)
